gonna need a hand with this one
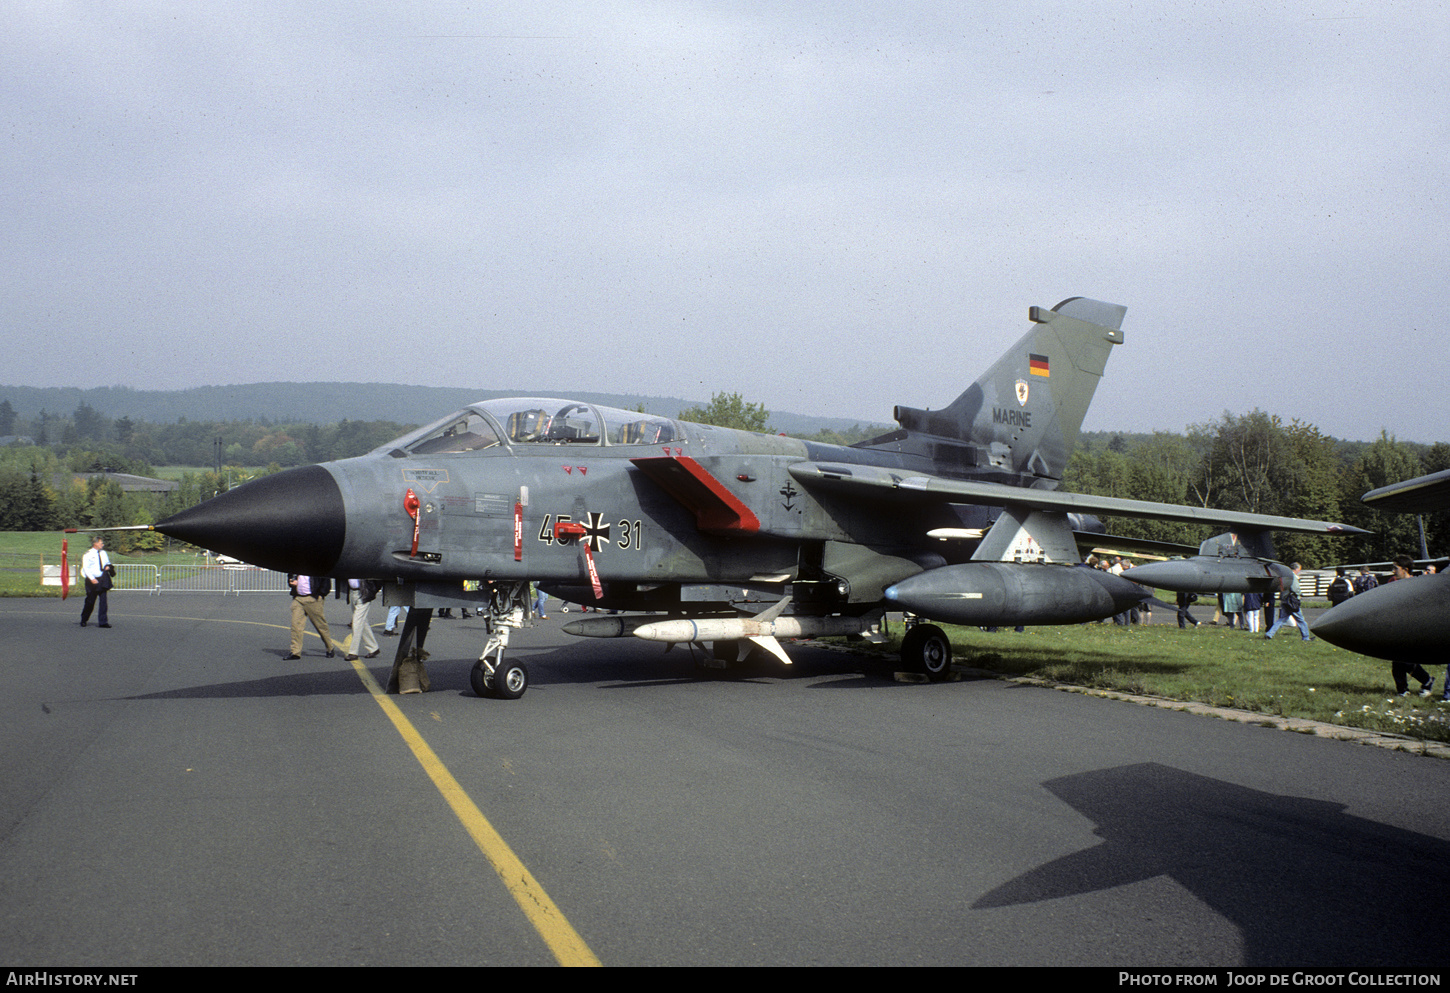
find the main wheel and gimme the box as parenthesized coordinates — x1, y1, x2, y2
(493, 660, 529, 700)
(901, 624, 953, 681)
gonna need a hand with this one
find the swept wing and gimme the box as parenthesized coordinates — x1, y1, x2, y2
(787, 462, 1367, 537)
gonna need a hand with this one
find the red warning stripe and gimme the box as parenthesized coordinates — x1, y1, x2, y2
(629, 456, 762, 534)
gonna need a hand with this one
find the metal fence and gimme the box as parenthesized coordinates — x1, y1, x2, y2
(16, 554, 288, 595)
(115, 563, 291, 595)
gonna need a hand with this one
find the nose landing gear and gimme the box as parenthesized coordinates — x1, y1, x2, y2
(471, 582, 531, 699)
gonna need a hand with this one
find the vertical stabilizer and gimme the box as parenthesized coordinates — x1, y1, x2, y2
(890, 298, 1125, 483)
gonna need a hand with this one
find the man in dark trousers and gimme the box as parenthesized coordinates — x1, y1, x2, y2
(286, 573, 334, 660)
(1387, 556, 1435, 697)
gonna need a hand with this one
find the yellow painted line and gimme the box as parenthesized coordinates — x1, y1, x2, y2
(345, 655, 602, 967)
(21, 605, 599, 964)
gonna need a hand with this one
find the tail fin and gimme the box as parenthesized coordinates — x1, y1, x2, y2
(1200, 530, 1277, 562)
(890, 297, 1125, 483)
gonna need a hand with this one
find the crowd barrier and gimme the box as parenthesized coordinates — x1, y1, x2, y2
(109, 563, 290, 595)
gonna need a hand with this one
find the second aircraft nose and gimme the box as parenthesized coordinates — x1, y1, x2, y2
(1311, 574, 1450, 663)
(154, 464, 347, 575)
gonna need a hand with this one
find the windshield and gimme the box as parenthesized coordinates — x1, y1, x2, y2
(402, 410, 504, 455)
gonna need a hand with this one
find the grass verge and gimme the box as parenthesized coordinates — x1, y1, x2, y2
(851, 621, 1450, 745)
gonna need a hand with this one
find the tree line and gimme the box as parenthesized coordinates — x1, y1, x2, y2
(1065, 412, 1449, 567)
(0, 446, 289, 553)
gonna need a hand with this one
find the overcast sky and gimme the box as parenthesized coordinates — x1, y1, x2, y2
(4, 2, 1446, 442)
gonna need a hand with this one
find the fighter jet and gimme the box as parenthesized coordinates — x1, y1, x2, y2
(147, 297, 1365, 697)
(1312, 468, 1450, 661)
(1121, 531, 1294, 595)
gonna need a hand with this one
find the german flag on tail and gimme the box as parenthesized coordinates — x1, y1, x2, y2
(1029, 353, 1050, 377)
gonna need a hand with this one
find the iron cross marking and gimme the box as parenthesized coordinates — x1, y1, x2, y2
(582, 511, 612, 552)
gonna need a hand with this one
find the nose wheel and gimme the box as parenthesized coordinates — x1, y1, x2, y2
(471, 581, 531, 699)
(471, 657, 528, 699)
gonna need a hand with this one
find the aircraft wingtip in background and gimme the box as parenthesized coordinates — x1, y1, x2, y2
(1361, 467, 1450, 515)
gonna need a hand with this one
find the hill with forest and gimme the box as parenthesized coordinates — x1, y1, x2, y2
(0, 383, 883, 439)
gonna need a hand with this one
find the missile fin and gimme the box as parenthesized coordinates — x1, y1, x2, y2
(749, 635, 792, 665)
(752, 595, 792, 623)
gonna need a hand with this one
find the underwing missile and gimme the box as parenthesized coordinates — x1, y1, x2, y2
(1121, 557, 1292, 594)
(883, 562, 1150, 626)
(561, 615, 651, 639)
(629, 615, 876, 644)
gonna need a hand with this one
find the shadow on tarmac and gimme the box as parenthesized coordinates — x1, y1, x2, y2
(974, 762, 1450, 967)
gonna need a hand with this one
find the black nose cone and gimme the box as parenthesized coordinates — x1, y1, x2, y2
(155, 464, 346, 575)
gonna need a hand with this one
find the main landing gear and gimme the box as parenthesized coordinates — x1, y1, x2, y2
(470, 582, 531, 699)
(900, 622, 953, 681)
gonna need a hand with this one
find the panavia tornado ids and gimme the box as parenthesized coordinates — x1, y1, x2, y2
(146, 297, 1365, 697)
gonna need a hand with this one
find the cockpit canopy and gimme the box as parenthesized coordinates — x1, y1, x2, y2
(390, 398, 679, 456)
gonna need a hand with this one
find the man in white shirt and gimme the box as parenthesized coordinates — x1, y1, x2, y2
(80, 537, 112, 628)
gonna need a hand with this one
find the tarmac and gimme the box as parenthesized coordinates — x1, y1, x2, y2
(4, 591, 1450, 967)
